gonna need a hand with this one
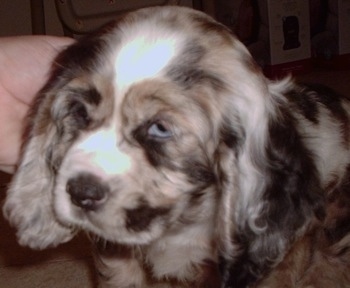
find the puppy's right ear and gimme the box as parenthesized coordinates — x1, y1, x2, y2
(3, 88, 75, 250)
(2, 28, 112, 249)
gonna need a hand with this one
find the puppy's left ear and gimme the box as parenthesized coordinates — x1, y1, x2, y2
(215, 87, 325, 287)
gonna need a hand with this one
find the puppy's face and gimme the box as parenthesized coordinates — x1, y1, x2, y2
(5, 6, 261, 249)
(53, 77, 218, 245)
(49, 7, 242, 245)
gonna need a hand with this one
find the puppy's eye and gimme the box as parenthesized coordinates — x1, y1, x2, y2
(69, 101, 90, 128)
(148, 122, 172, 139)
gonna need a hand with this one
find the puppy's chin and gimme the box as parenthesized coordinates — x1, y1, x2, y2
(54, 209, 167, 246)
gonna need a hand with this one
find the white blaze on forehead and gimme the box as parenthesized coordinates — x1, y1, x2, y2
(76, 128, 132, 176)
(115, 35, 176, 89)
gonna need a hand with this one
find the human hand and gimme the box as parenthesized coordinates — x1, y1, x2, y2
(0, 36, 74, 173)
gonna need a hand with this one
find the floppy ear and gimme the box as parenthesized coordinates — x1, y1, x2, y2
(216, 80, 325, 287)
(3, 89, 75, 250)
(2, 24, 110, 250)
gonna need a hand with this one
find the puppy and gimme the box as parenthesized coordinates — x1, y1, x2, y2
(3, 6, 350, 288)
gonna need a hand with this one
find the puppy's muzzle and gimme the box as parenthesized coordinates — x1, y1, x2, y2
(66, 173, 109, 210)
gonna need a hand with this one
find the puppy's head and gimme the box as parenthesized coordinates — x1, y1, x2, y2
(3, 7, 266, 249)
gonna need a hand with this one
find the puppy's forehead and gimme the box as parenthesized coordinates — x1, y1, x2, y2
(105, 7, 216, 93)
(114, 31, 179, 91)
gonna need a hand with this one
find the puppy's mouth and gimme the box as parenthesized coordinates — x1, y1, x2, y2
(56, 172, 172, 244)
(124, 201, 170, 232)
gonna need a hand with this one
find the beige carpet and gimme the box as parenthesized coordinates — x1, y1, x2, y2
(0, 67, 349, 288)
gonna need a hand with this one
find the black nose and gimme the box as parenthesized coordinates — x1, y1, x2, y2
(66, 174, 108, 210)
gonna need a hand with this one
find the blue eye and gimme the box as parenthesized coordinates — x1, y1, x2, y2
(148, 122, 172, 139)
